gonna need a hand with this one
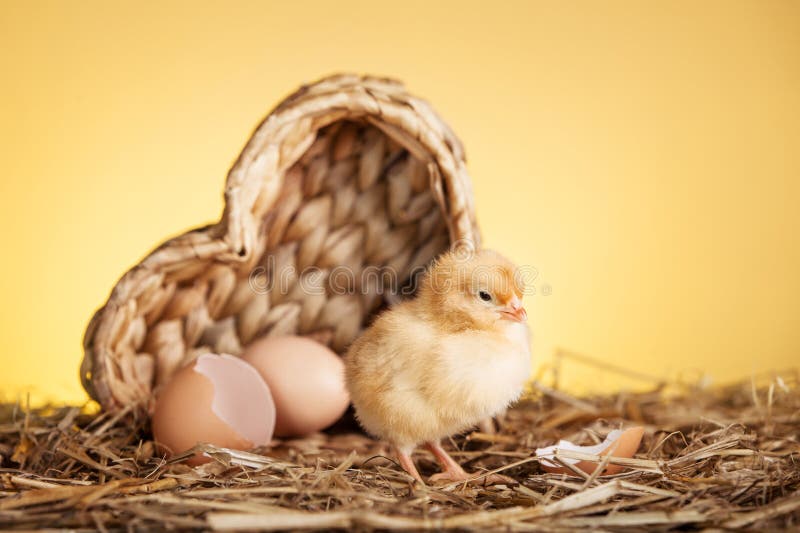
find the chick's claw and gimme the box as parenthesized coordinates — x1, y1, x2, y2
(428, 467, 470, 484)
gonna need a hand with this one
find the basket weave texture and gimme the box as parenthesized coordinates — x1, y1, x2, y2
(81, 74, 481, 415)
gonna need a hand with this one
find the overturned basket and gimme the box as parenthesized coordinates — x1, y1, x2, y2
(81, 74, 481, 416)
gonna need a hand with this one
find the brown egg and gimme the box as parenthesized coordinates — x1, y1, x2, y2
(151, 353, 276, 465)
(242, 335, 350, 437)
(535, 426, 645, 476)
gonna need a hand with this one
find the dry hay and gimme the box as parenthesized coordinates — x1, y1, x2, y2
(1, 354, 798, 531)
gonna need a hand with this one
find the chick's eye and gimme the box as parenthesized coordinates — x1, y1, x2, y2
(478, 290, 492, 302)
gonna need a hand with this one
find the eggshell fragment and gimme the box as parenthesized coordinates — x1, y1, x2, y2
(151, 353, 276, 465)
(242, 335, 350, 437)
(536, 426, 645, 476)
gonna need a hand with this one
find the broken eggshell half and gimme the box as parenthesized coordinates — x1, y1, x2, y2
(151, 353, 276, 466)
(535, 426, 645, 476)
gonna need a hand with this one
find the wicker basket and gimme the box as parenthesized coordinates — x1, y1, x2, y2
(81, 74, 481, 416)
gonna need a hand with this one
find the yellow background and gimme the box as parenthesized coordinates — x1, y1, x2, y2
(1, 1, 798, 405)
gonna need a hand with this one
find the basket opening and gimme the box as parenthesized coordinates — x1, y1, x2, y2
(132, 120, 451, 399)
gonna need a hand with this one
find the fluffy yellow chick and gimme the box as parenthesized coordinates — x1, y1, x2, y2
(345, 248, 531, 484)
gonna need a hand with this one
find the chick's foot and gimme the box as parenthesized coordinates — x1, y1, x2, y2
(425, 441, 516, 485)
(428, 467, 471, 484)
(425, 441, 471, 483)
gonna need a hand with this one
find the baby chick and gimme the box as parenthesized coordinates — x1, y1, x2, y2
(345, 248, 531, 484)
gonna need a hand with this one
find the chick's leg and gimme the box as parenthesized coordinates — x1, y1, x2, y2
(395, 446, 423, 484)
(425, 441, 469, 482)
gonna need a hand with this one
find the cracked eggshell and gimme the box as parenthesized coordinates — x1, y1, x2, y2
(536, 426, 645, 476)
(151, 353, 276, 465)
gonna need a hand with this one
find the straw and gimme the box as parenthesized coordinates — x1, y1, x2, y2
(2, 365, 798, 531)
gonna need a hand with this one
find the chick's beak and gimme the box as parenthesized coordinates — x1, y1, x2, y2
(500, 296, 527, 323)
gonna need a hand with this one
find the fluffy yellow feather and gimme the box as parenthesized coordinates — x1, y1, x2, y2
(345, 248, 531, 484)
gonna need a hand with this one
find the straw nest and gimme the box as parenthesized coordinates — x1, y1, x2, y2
(2, 352, 798, 531)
